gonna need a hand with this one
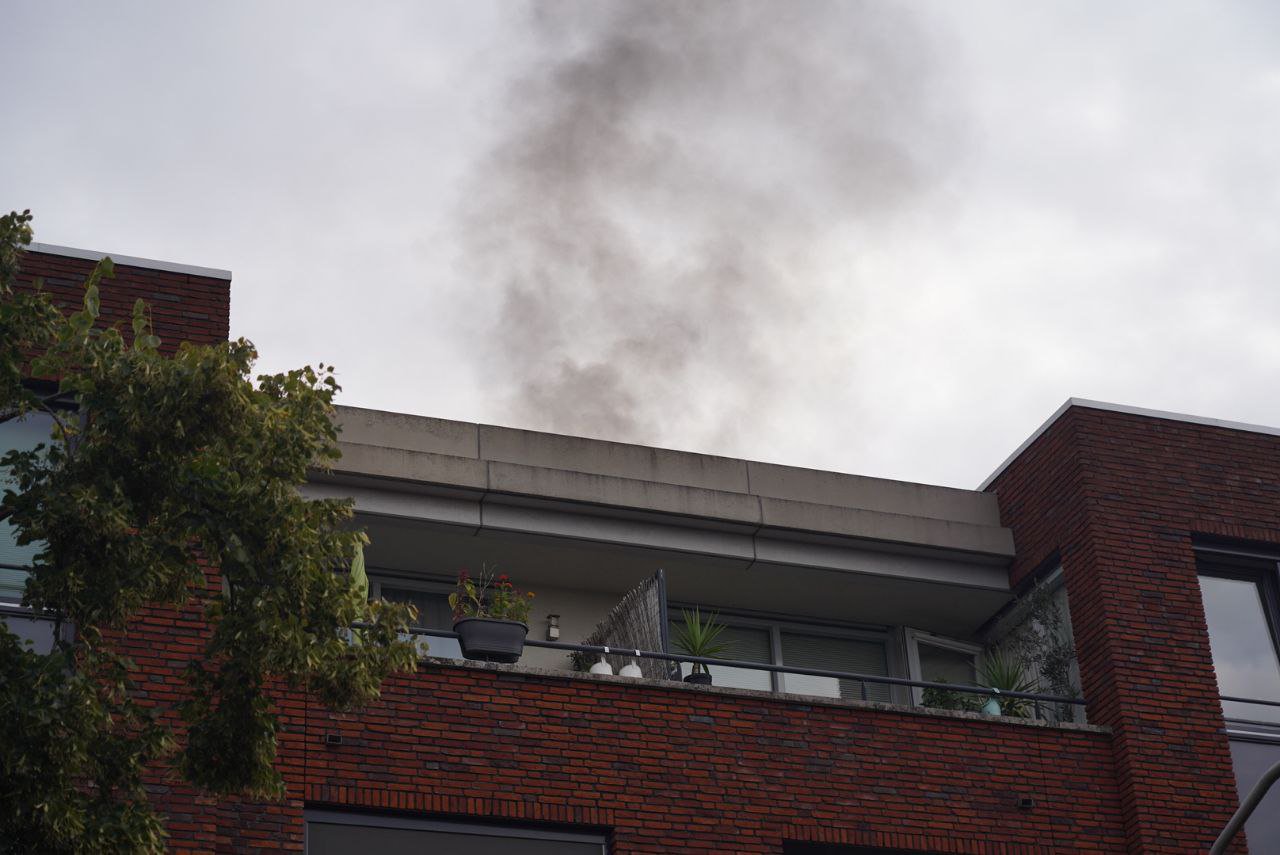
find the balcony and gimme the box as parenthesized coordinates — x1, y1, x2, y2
(307, 407, 1082, 724)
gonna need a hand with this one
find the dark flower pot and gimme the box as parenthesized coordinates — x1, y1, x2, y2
(453, 618, 528, 663)
(684, 671, 713, 685)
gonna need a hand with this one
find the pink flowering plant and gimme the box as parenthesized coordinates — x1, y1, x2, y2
(448, 568, 535, 625)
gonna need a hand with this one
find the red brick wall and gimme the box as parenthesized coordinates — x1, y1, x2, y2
(987, 404, 1263, 853)
(15, 248, 230, 348)
(10, 244, 234, 848)
(299, 664, 1126, 854)
(105, 546, 1128, 854)
(122, 619, 1126, 855)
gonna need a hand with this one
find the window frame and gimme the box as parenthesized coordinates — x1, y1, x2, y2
(903, 627, 982, 705)
(0, 407, 63, 606)
(304, 808, 608, 853)
(667, 604, 901, 699)
(368, 573, 455, 630)
(368, 572, 463, 660)
(1, 404, 78, 650)
(1196, 546, 1280, 731)
(1197, 546, 1280, 851)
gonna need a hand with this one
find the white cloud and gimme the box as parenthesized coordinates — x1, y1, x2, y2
(6, 1, 1280, 488)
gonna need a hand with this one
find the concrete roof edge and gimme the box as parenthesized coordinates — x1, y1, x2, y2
(27, 242, 232, 281)
(978, 398, 1280, 491)
(336, 404, 996, 503)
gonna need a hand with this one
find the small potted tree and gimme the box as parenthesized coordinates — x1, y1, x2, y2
(673, 608, 730, 685)
(449, 570, 535, 663)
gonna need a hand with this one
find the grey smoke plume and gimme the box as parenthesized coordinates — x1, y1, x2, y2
(466, 1, 954, 450)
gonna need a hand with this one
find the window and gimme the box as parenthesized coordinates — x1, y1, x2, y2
(1228, 737, 1280, 850)
(672, 622, 772, 691)
(905, 629, 980, 705)
(0, 411, 54, 605)
(781, 632, 891, 702)
(372, 579, 463, 660)
(1197, 558, 1280, 726)
(1198, 548, 1280, 853)
(670, 612, 893, 701)
(305, 810, 606, 854)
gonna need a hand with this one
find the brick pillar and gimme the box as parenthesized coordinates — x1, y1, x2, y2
(989, 405, 1248, 852)
(16, 246, 231, 347)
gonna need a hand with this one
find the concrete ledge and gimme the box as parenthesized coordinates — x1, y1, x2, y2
(419, 656, 1108, 735)
(328, 406, 1017, 564)
(334, 443, 488, 490)
(479, 423, 750, 492)
(488, 461, 762, 525)
(337, 409, 479, 458)
(749, 461, 1002, 527)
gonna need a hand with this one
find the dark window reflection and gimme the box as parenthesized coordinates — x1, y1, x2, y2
(380, 586, 463, 659)
(1229, 738, 1280, 851)
(1199, 575, 1280, 724)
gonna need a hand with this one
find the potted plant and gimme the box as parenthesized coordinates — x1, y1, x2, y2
(978, 649, 1039, 717)
(673, 608, 730, 685)
(920, 682, 983, 713)
(449, 569, 535, 663)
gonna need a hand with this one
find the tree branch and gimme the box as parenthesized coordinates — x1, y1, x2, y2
(0, 388, 69, 426)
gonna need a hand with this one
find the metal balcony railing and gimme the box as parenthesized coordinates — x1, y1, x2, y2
(406, 628, 1087, 722)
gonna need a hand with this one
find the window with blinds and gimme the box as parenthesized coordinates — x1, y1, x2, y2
(918, 641, 977, 686)
(670, 622, 773, 691)
(669, 613, 891, 699)
(780, 632, 891, 702)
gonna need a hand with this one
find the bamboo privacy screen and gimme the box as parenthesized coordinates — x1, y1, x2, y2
(573, 570, 675, 679)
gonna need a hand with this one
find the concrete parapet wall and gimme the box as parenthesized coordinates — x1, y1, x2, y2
(330, 406, 1015, 563)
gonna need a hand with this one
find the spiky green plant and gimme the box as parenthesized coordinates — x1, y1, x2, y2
(672, 608, 730, 675)
(980, 648, 1040, 717)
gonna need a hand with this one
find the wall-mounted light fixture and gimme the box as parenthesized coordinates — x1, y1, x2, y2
(546, 614, 560, 641)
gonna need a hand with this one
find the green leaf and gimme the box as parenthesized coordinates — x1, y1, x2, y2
(350, 541, 368, 601)
(673, 608, 732, 673)
(0, 210, 416, 846)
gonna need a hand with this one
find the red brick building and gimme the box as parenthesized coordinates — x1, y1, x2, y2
(5, 244, 1279, 853)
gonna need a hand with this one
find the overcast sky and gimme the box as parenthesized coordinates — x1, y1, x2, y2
(6, 2, 1280, 489)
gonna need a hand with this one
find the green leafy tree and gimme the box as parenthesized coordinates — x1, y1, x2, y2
(0, 210, 418, 852)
